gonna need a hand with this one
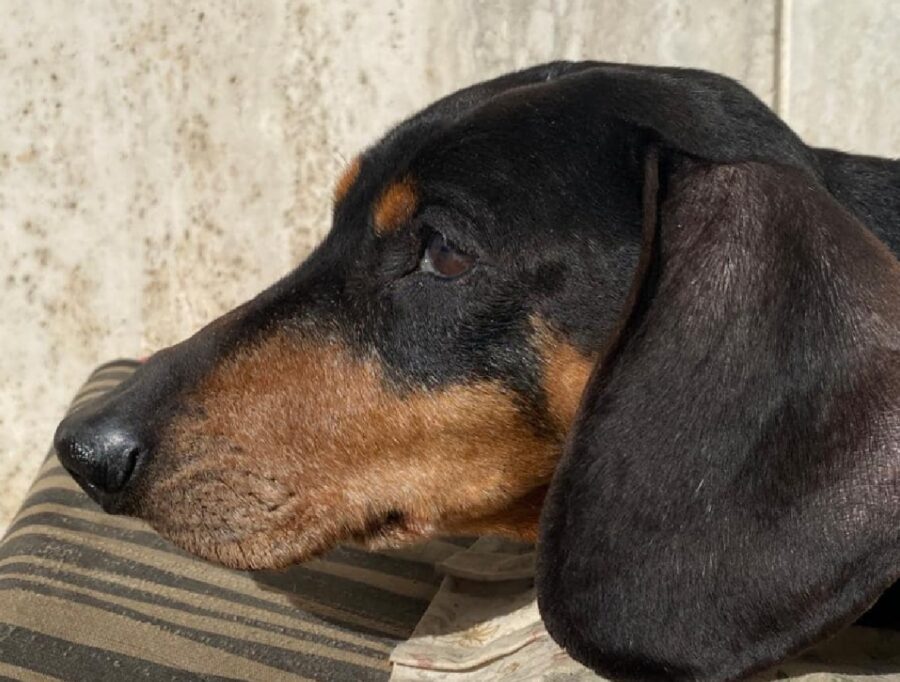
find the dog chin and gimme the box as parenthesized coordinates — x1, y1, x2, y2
(140, 505, 440, 570)
(138, 511, 338, 570)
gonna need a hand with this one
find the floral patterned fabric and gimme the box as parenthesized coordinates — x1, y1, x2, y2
(390, 537, 596, 680)
(390, 538, 900, 681)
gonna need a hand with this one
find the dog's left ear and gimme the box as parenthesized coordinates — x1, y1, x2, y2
(537, 146, 900, 681)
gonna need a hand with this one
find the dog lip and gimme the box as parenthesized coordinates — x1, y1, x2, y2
(368, 509, 406, 535)
(376, 509, 405, 532)
(349, 508, 415, 545)
(149, 521, 336, 570)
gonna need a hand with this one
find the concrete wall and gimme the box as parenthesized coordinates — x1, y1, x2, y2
(1, 0, 897, 531)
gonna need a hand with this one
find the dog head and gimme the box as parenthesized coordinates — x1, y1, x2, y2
(55, 62, 900, 680)
(55, 62, 643, 563)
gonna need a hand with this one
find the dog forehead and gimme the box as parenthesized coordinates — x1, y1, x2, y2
(334, 72, 579, 214)
(329, 67, 643, 255)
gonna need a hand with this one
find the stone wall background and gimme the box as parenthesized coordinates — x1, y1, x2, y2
(1, 0, 898, 531)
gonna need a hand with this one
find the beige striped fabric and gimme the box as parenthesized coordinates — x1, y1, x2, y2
(0, 361, 470, 681)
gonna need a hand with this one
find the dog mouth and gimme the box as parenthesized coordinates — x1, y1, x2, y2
(349, 508, 436, 550)
(356, 509, 406, 537)
(144, 511, 333, 570)
(146, 509, 430, 570)
(133, 469, 435, 569)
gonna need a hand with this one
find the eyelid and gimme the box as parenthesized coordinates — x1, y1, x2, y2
(414, 208, 481, 257)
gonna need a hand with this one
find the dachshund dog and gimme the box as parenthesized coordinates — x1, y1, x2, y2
(54, 62, 900, 681)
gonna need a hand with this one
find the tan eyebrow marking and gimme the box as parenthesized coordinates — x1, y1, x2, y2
(373, 177, 418, 236)
(333, 156, 362, 205)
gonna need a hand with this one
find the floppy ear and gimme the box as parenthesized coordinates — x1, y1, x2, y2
(536, 150, 900, 681)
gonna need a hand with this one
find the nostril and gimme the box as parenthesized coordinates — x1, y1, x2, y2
(107, 445, 142, 493)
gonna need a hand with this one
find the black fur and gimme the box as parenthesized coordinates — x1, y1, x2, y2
(538, 157, 900, 681)
(54, 62, 900, 680)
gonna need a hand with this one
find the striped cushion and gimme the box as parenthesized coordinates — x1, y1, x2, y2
(0, 361, 471, 681)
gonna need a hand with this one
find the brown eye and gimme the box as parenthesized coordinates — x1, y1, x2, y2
(419, 231, 475, 278)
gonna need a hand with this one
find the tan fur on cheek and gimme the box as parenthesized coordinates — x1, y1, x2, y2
(141, 333, 559, 569)
(532, 316, 597, 432)
(440, 485, 549, 543)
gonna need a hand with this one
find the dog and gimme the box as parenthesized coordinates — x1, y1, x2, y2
(54, 62, 900, 681)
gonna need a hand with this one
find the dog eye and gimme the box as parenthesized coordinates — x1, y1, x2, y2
(419, 231, 475, 278)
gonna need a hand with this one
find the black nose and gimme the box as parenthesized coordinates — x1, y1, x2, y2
(54, 410, 148, 507)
